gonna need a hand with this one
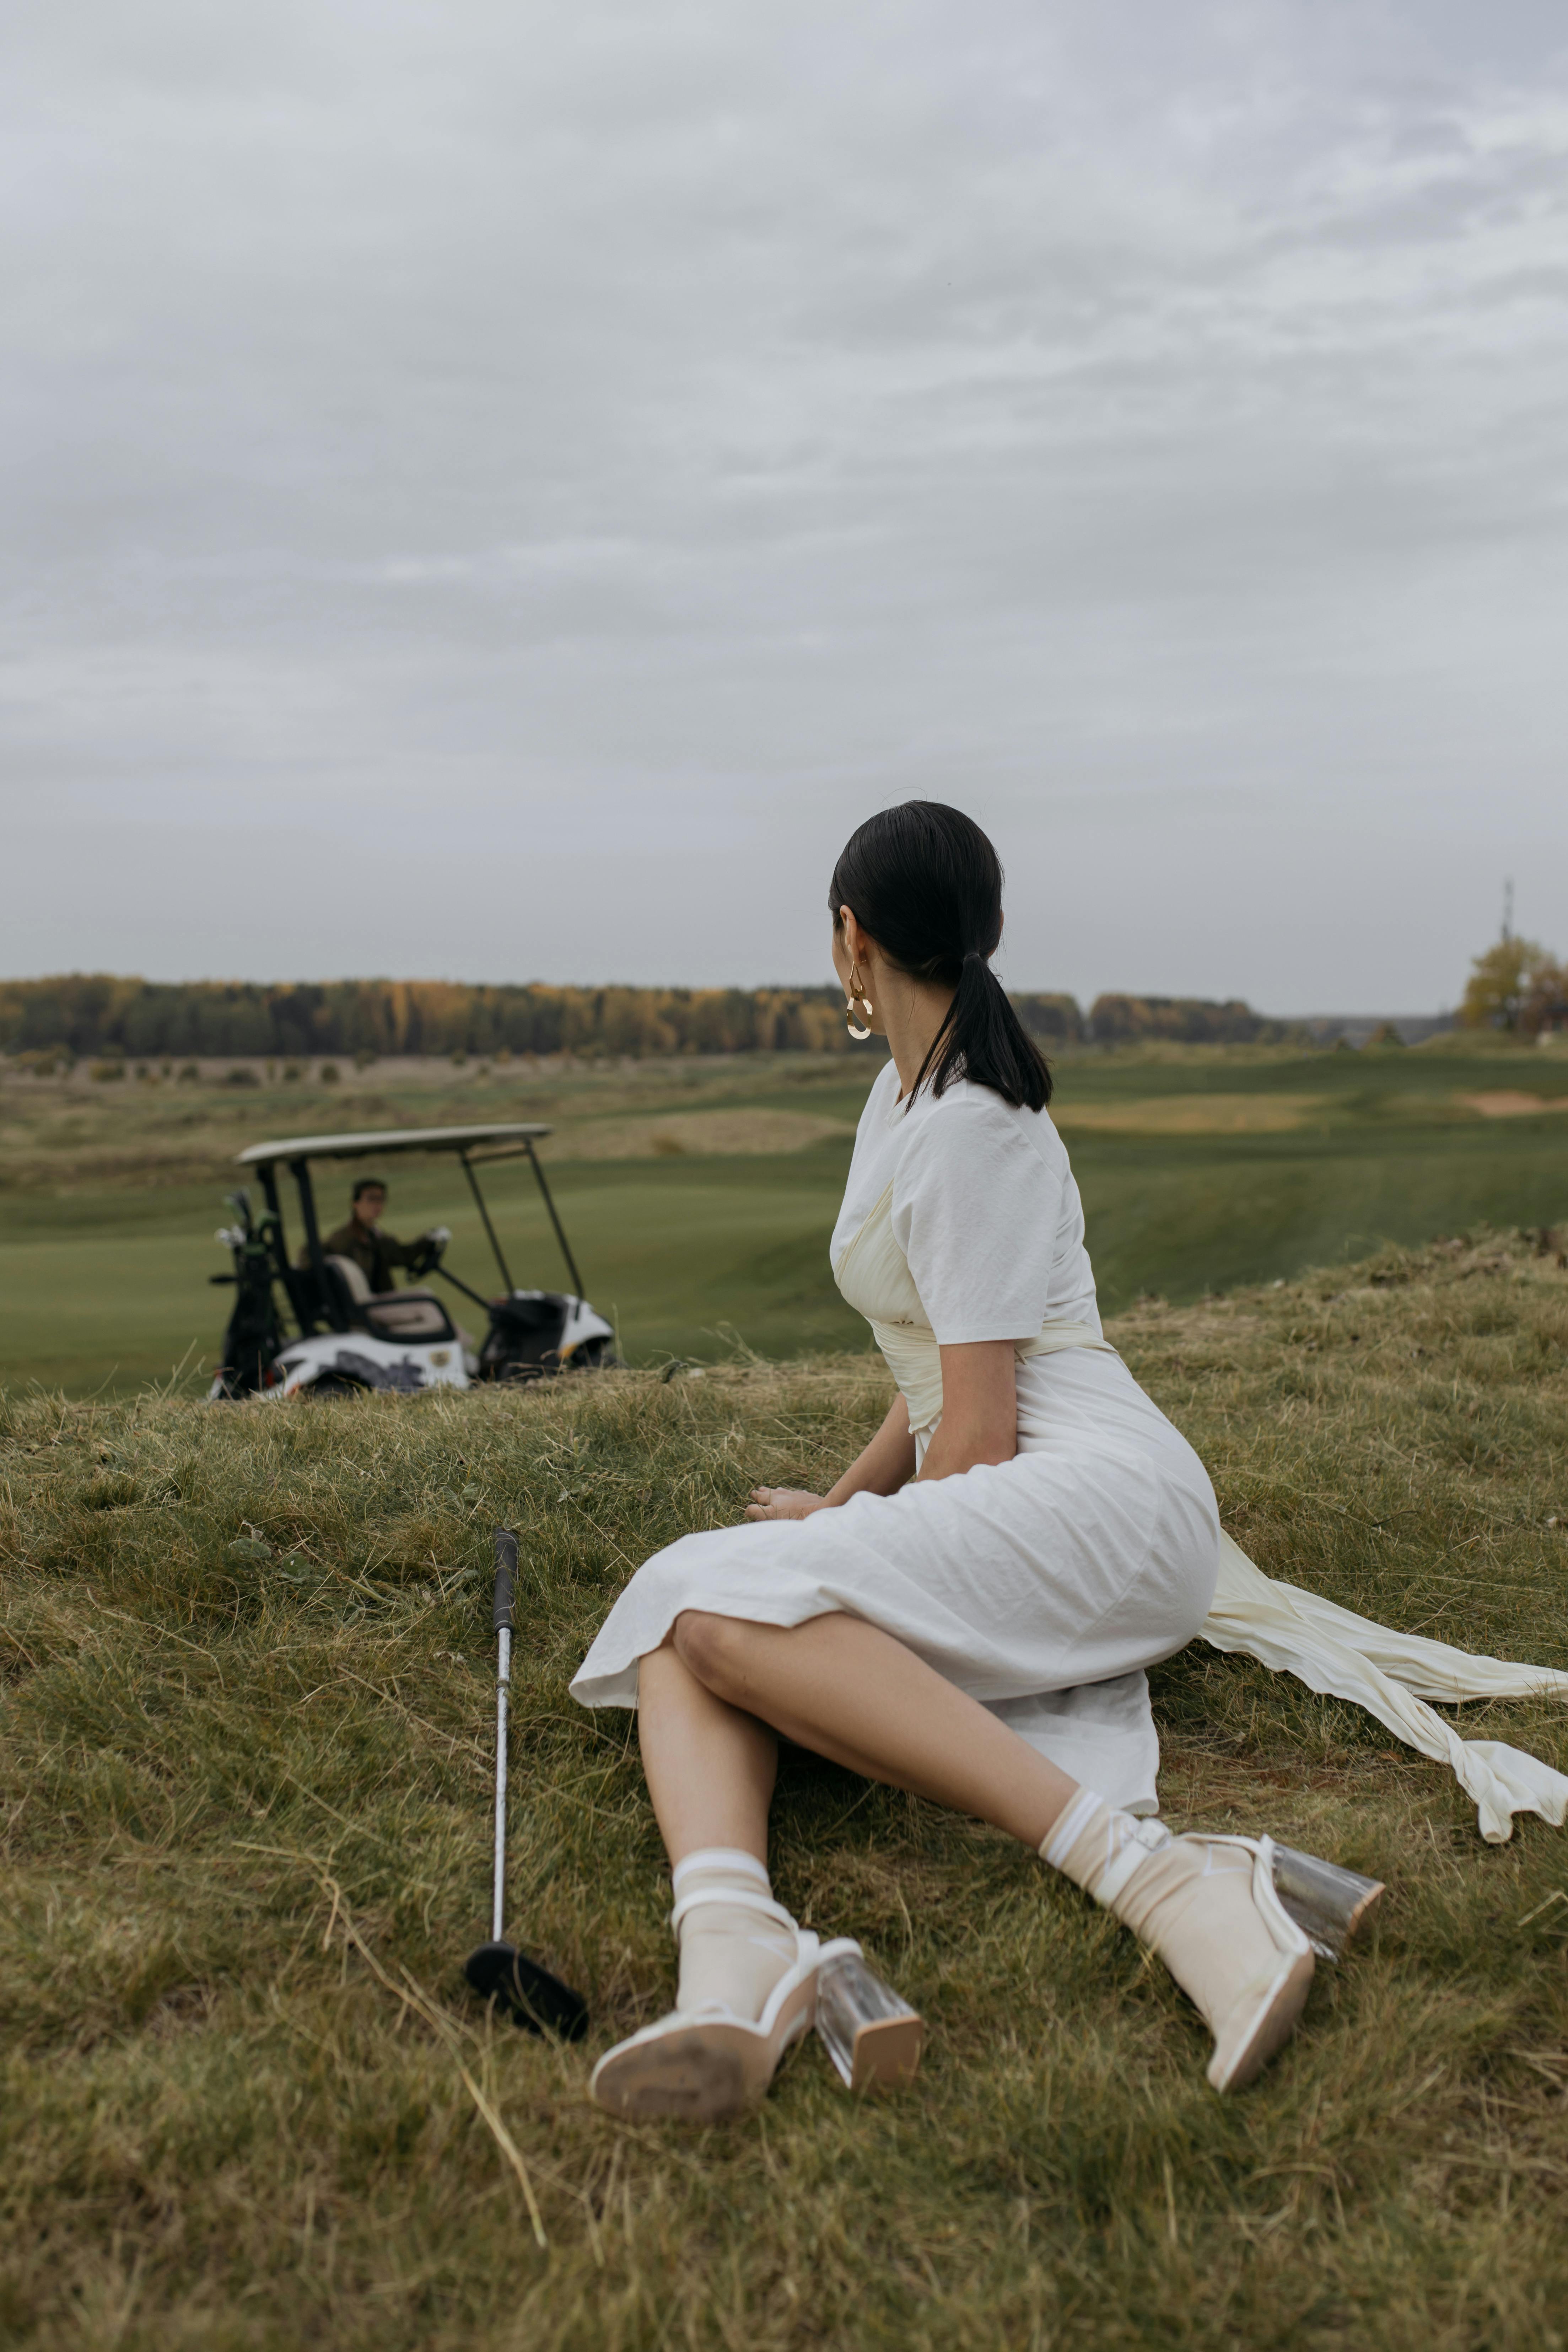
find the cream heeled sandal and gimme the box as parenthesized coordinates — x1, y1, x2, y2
(1183, 1834, 1317, 2092)
(589, 1849, 930, 2123)
(1045, 1796, 1323, 2092)
(590, 1925, 853, 2120)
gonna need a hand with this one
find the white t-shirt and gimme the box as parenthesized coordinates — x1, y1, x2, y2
(830, 1058, 1101, 1344)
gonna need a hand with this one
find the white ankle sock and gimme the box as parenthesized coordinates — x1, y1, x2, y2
(670, 1848, 799, 2022)
(1041, 1788, 1173, 1905)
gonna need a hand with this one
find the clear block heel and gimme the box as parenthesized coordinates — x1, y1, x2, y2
(814, 1947, 924, 2092)
(1270, 1845, 1385, 1960)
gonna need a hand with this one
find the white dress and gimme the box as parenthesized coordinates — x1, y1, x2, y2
(571, 1062, 1222, 1813)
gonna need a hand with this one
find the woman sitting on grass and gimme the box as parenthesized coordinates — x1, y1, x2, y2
(571, 801, 1323, 2116)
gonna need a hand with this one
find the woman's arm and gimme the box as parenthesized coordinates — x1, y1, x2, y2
(746, 1340, 1017, 1521)
(825, 1392, 917, 1503)
(745, 1393, 915, 1522)
(917, 1340, 1017, 1481)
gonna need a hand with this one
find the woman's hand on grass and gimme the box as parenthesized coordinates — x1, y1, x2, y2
(745, 1487, 829, 1522)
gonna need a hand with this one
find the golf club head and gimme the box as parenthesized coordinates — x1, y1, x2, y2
(464, 1940, 589, 2041)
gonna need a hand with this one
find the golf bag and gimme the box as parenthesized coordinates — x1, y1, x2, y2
(212, 1192, 288, 1397)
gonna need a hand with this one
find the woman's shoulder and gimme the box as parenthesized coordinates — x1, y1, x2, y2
(912, 1071, 1060, 1134)
(852, 1057, 900, 1130)
(902, 1075, 1065, 1166)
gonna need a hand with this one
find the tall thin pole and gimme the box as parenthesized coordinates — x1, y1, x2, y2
(462, 1527, 589, 2045)
(524, 1139, 587, 1299)
(290, 1156, 341, 1332)
(491, 1623, 511, 1941)
(490, 1529, 517, 1942)
(461, 1151, 517, 1294)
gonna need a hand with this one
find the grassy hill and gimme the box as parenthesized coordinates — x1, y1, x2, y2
(1, 1039, 1567, 1396)
(2, 1229, 1566, 2347)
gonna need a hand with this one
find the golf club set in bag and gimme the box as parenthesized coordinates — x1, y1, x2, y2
(463, 1532, 1384, 2088)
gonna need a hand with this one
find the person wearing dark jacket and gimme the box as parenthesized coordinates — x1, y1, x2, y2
(309, 1178, 435, 1293)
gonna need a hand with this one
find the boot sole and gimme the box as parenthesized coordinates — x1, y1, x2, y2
(591, 2026, 751, 2121)
(1207, 1949, 1315, 2092)
(589, 1968, 818, 2121)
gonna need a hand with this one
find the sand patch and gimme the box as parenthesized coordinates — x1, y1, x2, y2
(541, 1109, 856, 1160)
(1460, 1092, 1568, 1119)
(1053, 1092, 1320, 1136)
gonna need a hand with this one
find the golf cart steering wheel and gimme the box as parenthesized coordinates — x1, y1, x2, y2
(409, 1226, 451, 1279)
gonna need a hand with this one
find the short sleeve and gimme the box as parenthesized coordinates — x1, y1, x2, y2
(891, 1096, 1063, 1344)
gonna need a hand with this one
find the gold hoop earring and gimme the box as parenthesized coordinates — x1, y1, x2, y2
(845, 960, 874, 1041)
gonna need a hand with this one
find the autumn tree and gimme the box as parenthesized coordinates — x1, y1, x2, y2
(1460, 938, 1567, 1035)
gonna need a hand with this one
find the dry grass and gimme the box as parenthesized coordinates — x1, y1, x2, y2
(1460, 1093, 1568, 1120)
(2, 1233, 1568, 2349)
(535, 1109, 856, 1160)
(0, 1054, 864, 1194)
(1052, 1092, 1322, 1135)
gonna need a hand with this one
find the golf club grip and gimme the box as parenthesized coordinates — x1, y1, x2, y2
(493, 1528, 517, 1630)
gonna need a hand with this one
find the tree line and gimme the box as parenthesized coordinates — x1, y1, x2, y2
(6, 932, 1554, 1065)
(0, 974, 1302, 1061)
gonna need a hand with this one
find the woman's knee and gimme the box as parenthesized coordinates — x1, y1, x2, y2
(672, 1609, 753, 1694)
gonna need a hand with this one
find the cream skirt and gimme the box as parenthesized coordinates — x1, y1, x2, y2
(570, 1351, 1220, 1814)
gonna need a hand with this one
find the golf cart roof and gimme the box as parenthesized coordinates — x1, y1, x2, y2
(236, 1123, 551, 1167)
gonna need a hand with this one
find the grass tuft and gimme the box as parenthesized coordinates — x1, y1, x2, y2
(2, 1232, 1567, 2346)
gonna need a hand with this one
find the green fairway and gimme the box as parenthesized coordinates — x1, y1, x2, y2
(1074, 1115, 1568, 1307)
(0, 1154, 867, 1395)
(1, 1042, 1565, 1395)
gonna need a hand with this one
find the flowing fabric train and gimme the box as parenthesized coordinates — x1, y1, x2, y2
(1203, 1534, 1568, 1844)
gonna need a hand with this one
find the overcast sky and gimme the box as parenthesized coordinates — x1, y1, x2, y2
(4, 1, 1566, 1011)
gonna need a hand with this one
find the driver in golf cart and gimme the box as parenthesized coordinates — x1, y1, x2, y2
(311, 1176, 440, 1292)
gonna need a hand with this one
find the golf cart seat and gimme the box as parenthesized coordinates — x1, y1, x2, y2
(324, 1255, 458, 1344)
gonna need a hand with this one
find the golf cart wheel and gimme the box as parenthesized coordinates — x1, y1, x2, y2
(567, 1336, 619, 1372)
(300, 1372, 368, 1398)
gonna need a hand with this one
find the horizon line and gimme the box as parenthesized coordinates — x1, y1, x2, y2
(0, 971, 1457, 1023)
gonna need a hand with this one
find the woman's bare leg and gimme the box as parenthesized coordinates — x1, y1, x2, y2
(671, 1610, 1079, 1849)
(627, 1617, 1311, 2106)
(579, 1636, 797, 2109)
(637, 1641, 779, 1866)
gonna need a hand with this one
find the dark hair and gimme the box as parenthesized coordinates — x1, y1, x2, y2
(829, 802, 1051, 1112)
(352, 1177, 387, 1202)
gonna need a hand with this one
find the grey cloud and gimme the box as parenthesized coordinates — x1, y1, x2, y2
(3, 0, 1567, 1006)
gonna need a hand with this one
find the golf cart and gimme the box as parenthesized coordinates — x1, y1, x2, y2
(208, 1123, 616, 1400)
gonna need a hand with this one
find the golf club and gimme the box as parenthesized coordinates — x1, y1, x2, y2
(463, 1527, 589, 2040)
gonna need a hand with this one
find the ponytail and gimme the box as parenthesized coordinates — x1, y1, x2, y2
(829, 804, 1052, 1113)
(906, 942, 1051, 1111)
